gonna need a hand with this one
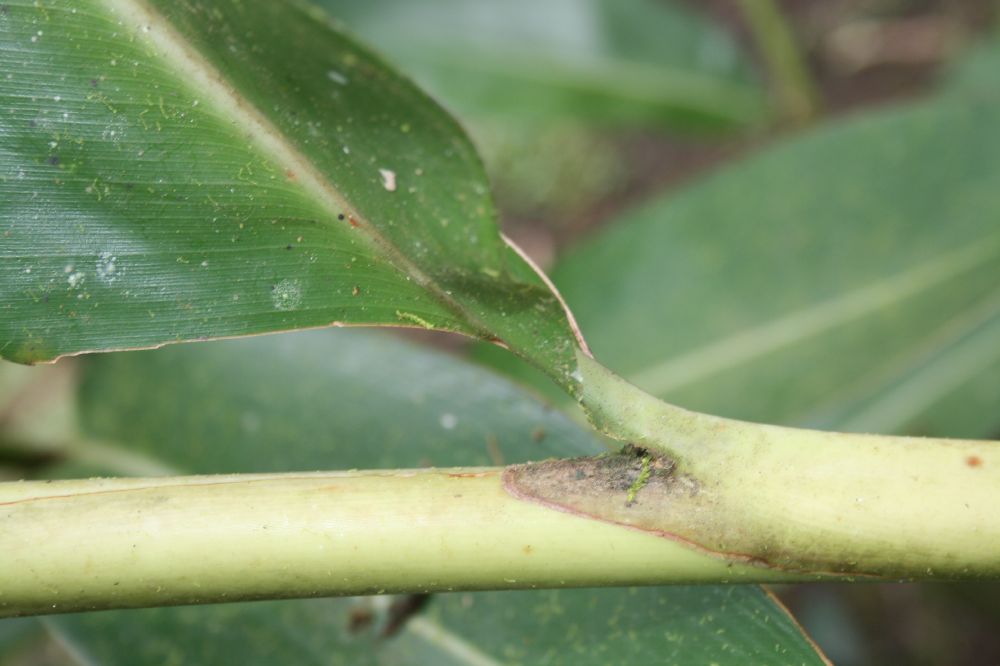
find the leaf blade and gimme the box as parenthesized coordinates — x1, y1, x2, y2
(0, 0, 579, 387)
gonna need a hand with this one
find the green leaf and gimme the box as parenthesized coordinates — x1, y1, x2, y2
(319, 0, 766, 131)
(47, 588, 821, 666)
(0, 618, 37, 657)
(943, 38, 1000, 98)
(75, 330, 601, 472)
(480, 90, 1000, 439)
(0, 0, 579, 389)
(39, 331, 824, 665)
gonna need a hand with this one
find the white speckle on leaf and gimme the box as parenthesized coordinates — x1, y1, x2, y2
(379, 168, 396, 192)
(326, 69, 348, 85)
(570, 368, 584, 384)
(271, 278, 302, 311)
(440, 413, 458, 430)
(95, 251, 120, 283)
(67, 271, 85, 289)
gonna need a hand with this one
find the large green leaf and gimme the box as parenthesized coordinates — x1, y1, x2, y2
(318, 0, 766, 131)
(0, 0, 579, 388)
(33, 331, 825, 665)
(480, 88, 1000, 439)
(46, 588, 820, 666)
(74, 330, 601, 471)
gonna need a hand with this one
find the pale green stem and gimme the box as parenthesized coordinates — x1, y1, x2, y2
(576, 351, 1000, 578)
(0, 467, 797, 618)
(737, 0, 821, 123)
(3, 357, 1000, 618)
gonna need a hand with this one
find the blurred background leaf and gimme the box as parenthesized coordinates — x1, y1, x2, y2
(944, 35, 1000, 95)
(0, 619, 39, 665)
(2, 331, 823, 665)
(317, 0, 769, 230)
(319, 0, 766, 131)
(477, 49, 1000, 440)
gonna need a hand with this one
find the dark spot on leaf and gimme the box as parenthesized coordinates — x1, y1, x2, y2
(48, 155, 60, 166)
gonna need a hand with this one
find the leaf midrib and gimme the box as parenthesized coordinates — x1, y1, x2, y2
(794, 283, 1000, 430)
(630, 231, 1000, 396)
(839, 290, 1000, 433)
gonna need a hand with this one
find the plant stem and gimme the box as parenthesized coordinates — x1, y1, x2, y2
(0, 467, 797, 618)
(575, 351, 1000, 578)
(4, 357, 1000, 617)
(737, 0, 821, 123)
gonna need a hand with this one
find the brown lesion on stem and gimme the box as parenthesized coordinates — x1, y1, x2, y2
(503, 449, 834, 573)
(502, 444, 704, 539)
(501, 447, 948, 579)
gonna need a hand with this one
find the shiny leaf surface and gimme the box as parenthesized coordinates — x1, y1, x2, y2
(0, 0, 579, 388)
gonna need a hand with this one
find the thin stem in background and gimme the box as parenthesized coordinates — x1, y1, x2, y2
(737, 0, 822, 124)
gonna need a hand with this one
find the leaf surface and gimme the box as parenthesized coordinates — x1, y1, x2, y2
(37, 331, 826, 665)
(0, 0, 579, 388)
(318, 0, 766, 131)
